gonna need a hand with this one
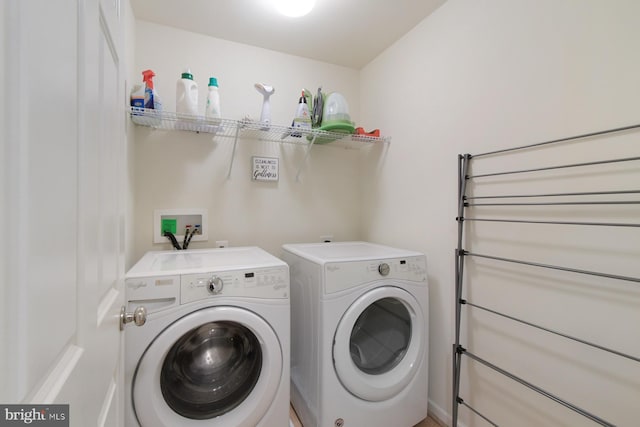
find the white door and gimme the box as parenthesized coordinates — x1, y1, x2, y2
(1, 0, 126, 425)
(332, 286, 426, 401)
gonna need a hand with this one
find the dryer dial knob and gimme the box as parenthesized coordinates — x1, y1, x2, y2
(378, 263, 390, 276)
(208, 276, 224, 294)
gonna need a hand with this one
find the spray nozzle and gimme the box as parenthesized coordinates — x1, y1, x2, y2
(142, 69, 156, 89)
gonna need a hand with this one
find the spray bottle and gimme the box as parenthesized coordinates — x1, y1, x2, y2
(291, 90, 311, 136)
(142, 69, 162, 110)
(130, 84, 145, 110)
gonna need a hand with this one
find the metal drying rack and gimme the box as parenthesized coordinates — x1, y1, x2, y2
(453, 123, 640, 426)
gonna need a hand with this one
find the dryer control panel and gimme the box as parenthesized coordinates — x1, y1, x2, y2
(181, 266, 289, 304)
(324, 256, 427, 294)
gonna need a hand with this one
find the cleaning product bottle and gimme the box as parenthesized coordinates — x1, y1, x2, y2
(130, 84, 145, 110)
(205, 77, 221, 120)
(291, 90, 312, 136)
(303, 89, 312, 114)
(130, 84, 145, 124)
(142, 69, 162, 110)
(176, 68, 198, 116)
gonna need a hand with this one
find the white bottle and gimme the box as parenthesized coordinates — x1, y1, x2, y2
(292, 91, 311, 130)
(176, 68, 198, 116)
(205, 77, 221, 120)
(290, 91, 311, 137)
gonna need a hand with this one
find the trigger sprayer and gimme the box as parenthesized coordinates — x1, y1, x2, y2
(142, 69, 155, 89)
(142, 69, 162, 110)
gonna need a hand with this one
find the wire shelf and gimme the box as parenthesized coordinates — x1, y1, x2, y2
(128, 107, 390, 148)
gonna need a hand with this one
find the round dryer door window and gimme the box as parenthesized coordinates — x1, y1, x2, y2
(133, 306, 283, 427)
(333, 285, 425, 402)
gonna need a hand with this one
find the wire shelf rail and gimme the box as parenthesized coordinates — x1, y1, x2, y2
(128, 106, 390, 146)
(128, 107, 390, 180)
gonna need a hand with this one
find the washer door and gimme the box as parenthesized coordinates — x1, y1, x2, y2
(333, 285, 425, 402)
(133, 306, 282, 427)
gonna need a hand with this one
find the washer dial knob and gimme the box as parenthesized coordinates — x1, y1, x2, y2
(378, 262, 390, 276)
(208, 276, 224, 294)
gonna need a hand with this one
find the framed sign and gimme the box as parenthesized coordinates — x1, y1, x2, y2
(252, 156, 279, 182)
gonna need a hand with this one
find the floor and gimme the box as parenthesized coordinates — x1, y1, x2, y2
(289, 405, 444, 427)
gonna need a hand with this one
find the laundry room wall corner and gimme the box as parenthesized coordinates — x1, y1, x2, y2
(360, 0, 640, 426)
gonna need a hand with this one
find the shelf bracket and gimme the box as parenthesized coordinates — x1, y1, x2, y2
(296, 134, 317, 182)
(227, 122, 242, 179)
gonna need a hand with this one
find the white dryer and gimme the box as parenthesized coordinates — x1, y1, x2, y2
(282, 241, 429, 427)
(123, 247, 289, 427)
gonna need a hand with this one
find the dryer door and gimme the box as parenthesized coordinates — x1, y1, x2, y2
(133, 306, 282, 427)
(333, 285, 425, 402)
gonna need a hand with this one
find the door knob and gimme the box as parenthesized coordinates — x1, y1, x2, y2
(120, 306, 147, 330)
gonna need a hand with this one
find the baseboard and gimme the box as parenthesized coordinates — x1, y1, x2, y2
(428, 399, 468, 427)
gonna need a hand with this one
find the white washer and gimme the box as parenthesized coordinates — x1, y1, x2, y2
(124, 247, 289, 427)
(282, 241, 429, 427)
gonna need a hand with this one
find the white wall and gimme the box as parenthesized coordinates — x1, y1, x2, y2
(131, 21, 369, 262)
(360, 0, 640, 425)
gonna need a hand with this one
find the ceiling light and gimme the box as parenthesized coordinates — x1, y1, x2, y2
(271, 0, 315, 17)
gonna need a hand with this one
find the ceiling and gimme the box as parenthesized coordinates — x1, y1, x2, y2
(130, 0, 446, 69)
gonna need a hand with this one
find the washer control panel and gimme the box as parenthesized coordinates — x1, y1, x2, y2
(181, 266, 289, 304)
(125, 275, 180, 301)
